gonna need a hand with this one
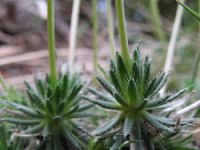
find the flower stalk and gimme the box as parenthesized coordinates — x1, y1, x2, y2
(149, 0, 166, 50)
(47, 0, 57, 88)
(92, 0, 98, 74)
(106, 0, 115, 58)
(115, 0, 131, 67)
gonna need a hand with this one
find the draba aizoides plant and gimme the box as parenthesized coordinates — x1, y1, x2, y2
(84, 48, 191, 149)
(0, 71, 92, 149)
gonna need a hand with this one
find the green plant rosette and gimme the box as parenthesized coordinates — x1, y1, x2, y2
(0, 71, 92, 150)
(84, 47, 192, 149)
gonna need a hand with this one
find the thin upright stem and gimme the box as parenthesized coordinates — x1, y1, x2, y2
(160, 1, 185, 96)
(47, 0, 57, 88)
(69, 0, 81, 71)
(115, 0, 131, 67)
(106, 0, 115, 58)
(92, 0, 98, 74)
(149, 0, 166, 50)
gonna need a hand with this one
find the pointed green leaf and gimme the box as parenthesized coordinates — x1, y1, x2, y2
(43, 124, 50, 137)
(88, 87, 115, 102)
(128, 79, 139, 105)
(62, 105, 79, 117)
(69, 112, 93, 118)
(123, 116, 134, 137)
(3, 118, 41, 125)
(34, 78, 46, 97)
(46, 100, 54, 114)
(97, 64, 109, 80)
(53, 84, 61, 103)
(93, 115, 121, 135)
(142, 112, 173, 133)
(110, 70, 122, 94)
(23, 122, 44, 134)
(143, 56, 151, 90)
(117, 54, 129, 81)
(110, 136, 123, 150)
(61, 74, 68, 97)
(96, 76, 115, 95)
(56, 101, 66, 114)
(114, 92, 128, 106)
(144, 76, 157, 98)
(134, 121, 144, 150)
(132, 62, 141, 84)
(83, 96, 121, 110)
(78, 103, 94, 112)
(155, 117, 176, 126)
(0, 100, 39, 117)
(150, 73, 168, 97)
(166, 87, 189, 102)
(147, 94, 171, 107)
(26, 90, 45, 109)
(110, 60, 116, 71)
(64, 130, 80, 149)
(137, 100, 148, 110)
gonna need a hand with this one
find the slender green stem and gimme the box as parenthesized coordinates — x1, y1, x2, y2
(115, 0, 131, 67)
(106, 0, 115, 58)
(92, 0, 98, 74)
(47, 0, 57, 88)
(149, 0, 166, 50)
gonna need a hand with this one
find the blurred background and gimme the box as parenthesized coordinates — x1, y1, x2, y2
(0, 0, 199, 96)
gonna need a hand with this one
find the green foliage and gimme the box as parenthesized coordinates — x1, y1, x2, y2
(0, 71, 92, 149)
(154, 131, 196, 150)
(84, 47, 192, 149)
(0, 125, 25, 150)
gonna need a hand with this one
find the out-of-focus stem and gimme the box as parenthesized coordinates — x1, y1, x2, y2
(115, 0, 131, 68)
(176, 99, 200, 115)
(191, 53, 200, 89)
(199, 0, 200, 47)
(160, 1, 185, 96)
(130, 133, 135, 150)
(0, 74, 8, 92)
(69, 0, 81, 71)
(149, 0, 166, 50)
(92, 0, 98, 74)
(191, 2, 200, 87)
(177, 0, 200, 21)
(47, 0, 57, 88)
(106, 0, 115, 58)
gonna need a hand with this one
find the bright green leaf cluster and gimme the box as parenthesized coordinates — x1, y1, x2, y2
(84, 48, 191, 149)
(0, 71, 91, 149)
